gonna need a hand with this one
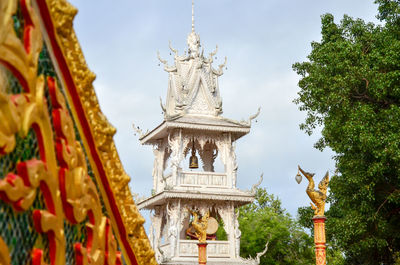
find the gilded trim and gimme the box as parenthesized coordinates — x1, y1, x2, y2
(0, 0, 125, 263)
(32, 0, 156, 264)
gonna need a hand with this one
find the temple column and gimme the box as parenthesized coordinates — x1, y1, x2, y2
(228, 203, 236, 258)
(151, 206, 163, 262)
(167, 201, 180, 258)
(152, 141, 165, 193)
(178, 201, 189, 255)
(199, 143, 215, 172)
(234, 210, 241, 258)
(216, 134, 230, 187)
(217, 133, 237, 188)
(230, 141, 238, 187)
(168, 130, 184, 186)
(217, 203, 235, 258)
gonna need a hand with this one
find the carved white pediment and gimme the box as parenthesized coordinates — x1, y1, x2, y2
(187, 80, 215, 115)
(160, 36, 225, 119)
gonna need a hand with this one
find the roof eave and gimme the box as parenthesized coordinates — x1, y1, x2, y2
(139, 120, 251, 145)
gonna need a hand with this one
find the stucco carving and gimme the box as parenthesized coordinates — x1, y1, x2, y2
(179, 240, 230, 257)
(239, 240, 270, 265)
(157, 25, 226, 119)
(249, 173, 264, 194)
(234, 214, 242, 258)
(167, 202, 180, 258)
(199, 142, 217, 172)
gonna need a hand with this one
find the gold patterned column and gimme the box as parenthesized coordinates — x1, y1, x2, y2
(197, 242, 208, 265)
(313, 216, 327, 265)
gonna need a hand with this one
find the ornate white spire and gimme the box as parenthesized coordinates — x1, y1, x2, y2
(187, 0, 200, 58)
(192, 0, 195, 33)
(155, 0, 231, 119)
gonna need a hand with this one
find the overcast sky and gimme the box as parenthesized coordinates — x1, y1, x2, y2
(68, 0, 379, 227)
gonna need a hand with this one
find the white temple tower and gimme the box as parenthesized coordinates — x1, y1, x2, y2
(136, 4, 260, 264)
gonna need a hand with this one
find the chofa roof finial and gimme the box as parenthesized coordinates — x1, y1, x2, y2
(187, 0, 200, 57)
(192, 0, 195, 33)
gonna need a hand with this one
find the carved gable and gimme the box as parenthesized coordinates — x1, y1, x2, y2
(160, 35, 225, 119)
(188, 79, 215, 115)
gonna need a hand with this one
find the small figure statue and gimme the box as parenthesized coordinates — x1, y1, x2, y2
(298, 166, 329, 216)
(189, 210, 209, 243)
(166, 203, 178, 257)
(234, 218, 241, 258)
(187, 31, 200, 58)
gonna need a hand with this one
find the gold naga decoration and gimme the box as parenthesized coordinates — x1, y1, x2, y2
(0, 0, 156, 264)
(297, 166, 329, 216)
(297, 166, 329, 265)
(189, 210, 210, 243)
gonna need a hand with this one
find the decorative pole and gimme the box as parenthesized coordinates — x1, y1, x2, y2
(313, 215, 327, 265)
(197, 242, 207, 265)
(190, 210, 209, 265)
(296, 166, 329, 265)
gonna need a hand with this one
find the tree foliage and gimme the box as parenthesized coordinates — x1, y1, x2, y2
(239, 188, 314, 264)
(293, 1, 400, 263)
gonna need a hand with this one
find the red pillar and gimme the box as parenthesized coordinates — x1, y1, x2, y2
(313, 216, 327, 265)
(197, 243, 208, 265)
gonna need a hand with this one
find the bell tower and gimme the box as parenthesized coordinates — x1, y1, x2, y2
(135, 2, 260, 264)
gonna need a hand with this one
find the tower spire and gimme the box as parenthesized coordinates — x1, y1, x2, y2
(192, 0, 195, 32)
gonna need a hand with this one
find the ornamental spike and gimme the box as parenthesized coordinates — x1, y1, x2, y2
(192, 0, 195, 32)
(169, 41, 178, 56)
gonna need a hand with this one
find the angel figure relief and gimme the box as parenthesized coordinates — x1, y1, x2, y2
(297, 166, 329, 216)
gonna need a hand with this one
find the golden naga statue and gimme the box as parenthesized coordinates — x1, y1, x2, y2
(298, 166, 329, 216)
(189, 210, 209, 243)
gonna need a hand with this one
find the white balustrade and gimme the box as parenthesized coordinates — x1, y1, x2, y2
(178, 171, 229, 188)
(178, 240, 230, 258)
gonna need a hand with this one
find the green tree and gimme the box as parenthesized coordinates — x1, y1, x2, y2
(293, 1, 400, 263)
(239, 188, 314, 264)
